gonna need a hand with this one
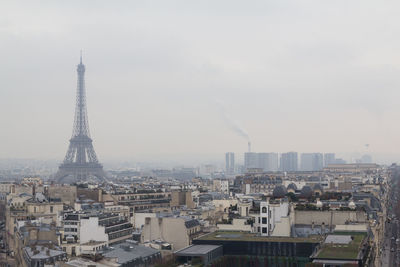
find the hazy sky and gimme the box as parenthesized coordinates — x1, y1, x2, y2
(2, 1, 400, 163)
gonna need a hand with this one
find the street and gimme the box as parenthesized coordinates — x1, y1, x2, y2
(381, 167, 400, 267)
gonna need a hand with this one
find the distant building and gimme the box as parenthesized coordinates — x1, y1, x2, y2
(324, 163, 379, 173)
(300, 153, 323, 171)
(170, 190, 195, 209)
(0, 183, 14, 194)
(334, 158, 347, 164)
(212, 180, 229, 195)
(22, 177, 43, 186)
(244, 152, 258, 170)
(280, 152, 298, 171)
(258, 153, 279, 172)
(225, 152, 235, 175)
(46, 184, 77, 207)
(361, 154, 373, 163)
(323, 153, 336, 167)
(244, 152, 278, 172)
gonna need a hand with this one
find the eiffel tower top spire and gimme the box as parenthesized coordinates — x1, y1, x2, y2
(73, 52, 90, 138)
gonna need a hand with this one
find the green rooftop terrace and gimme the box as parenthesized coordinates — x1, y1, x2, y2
(196, 231, 322, 243)
(313, 232, 367, 260)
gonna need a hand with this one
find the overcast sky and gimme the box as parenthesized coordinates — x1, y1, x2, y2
(1, 1, 400, 163)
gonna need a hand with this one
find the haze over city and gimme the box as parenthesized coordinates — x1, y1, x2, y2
(2, 0, 400, 165)
(4, 2, 400, 267)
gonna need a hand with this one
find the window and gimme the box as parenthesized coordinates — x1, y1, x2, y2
(262, 217, 267, 224)
(262, 227, 267, 234)
(50, 206, 54, 213)
(262, 207, 267, 213)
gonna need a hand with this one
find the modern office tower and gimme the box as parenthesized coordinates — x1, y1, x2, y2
(314, 153, 323, 170)
(361, 154, 372, 163)
(55, 55, 106, 182)
(324, 153, 336, 167)
(244, 152, 259, 170)
(300, 153, 323, 171)
(280, 152, 298, 172)
(258, 153, 279, 172)
(225, 152, 235, 174)
(335, 158, 347, 164)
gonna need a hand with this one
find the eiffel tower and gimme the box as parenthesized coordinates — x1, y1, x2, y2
(55, 55, 106, 183)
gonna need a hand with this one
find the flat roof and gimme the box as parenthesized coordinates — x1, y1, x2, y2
(175, 245, 221, 256)
(24, 246, 65, 259)
(196, 231, 322, 243)
(313, 233, 367, 260)
(324, 235, 352, 244)
(102, 243, 159, 264)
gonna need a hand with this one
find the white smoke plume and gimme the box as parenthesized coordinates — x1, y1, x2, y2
(215, 100, 250, 141)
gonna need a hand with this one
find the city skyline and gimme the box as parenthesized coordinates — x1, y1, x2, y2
(2, 1, 400, 163)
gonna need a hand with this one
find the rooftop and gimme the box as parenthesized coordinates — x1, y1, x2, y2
(175, 245, 222, 256)
(24, 246, 66, 259)
(313, 233, 367, 260)
(102, 242, 160, 264)
(196, 231, 322, 243)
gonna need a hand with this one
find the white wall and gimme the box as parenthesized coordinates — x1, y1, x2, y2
(79, 217, 108, 244)
(134, 213, 157, 229)
(218, 218, 252, 232)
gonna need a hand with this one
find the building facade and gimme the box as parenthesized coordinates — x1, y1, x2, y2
(225, 152, 235, 175)
(280, 152, 298, 172)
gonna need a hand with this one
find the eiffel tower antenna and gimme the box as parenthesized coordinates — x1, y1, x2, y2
(55, 54, 106, 183)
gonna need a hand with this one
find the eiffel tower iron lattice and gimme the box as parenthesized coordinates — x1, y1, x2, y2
(55, 55, 106, 182)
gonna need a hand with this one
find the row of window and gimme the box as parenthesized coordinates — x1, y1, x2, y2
(64, 221, 78, 225)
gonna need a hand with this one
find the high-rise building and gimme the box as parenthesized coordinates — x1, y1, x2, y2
(225, 152, 235, 174)
(244, 152, 259, 170)
(280, 152, 298, 172)
(361, 154, 372, 163)
(324, 153, 336, 167)
(258, 153, 279, 172)
(300, 153, 323, 171)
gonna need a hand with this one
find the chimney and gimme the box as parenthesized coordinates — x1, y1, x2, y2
(248, 142, 251, 152)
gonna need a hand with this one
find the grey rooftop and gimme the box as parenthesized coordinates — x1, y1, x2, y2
(175, 245, 222, 256)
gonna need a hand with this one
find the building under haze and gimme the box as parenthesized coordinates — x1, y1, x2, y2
(258, 153, 279, 172)
(324, 153, 336, 167)
(300, 153, 323, 171)
(244, 152, 259, 171)
(225, 152, 235, 175)
(361, 154, 373, 163)
(280, 152, 298, 172)
(244, 152, 278, 172)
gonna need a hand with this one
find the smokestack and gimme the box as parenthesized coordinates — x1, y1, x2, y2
(248, 142, 251, 152)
